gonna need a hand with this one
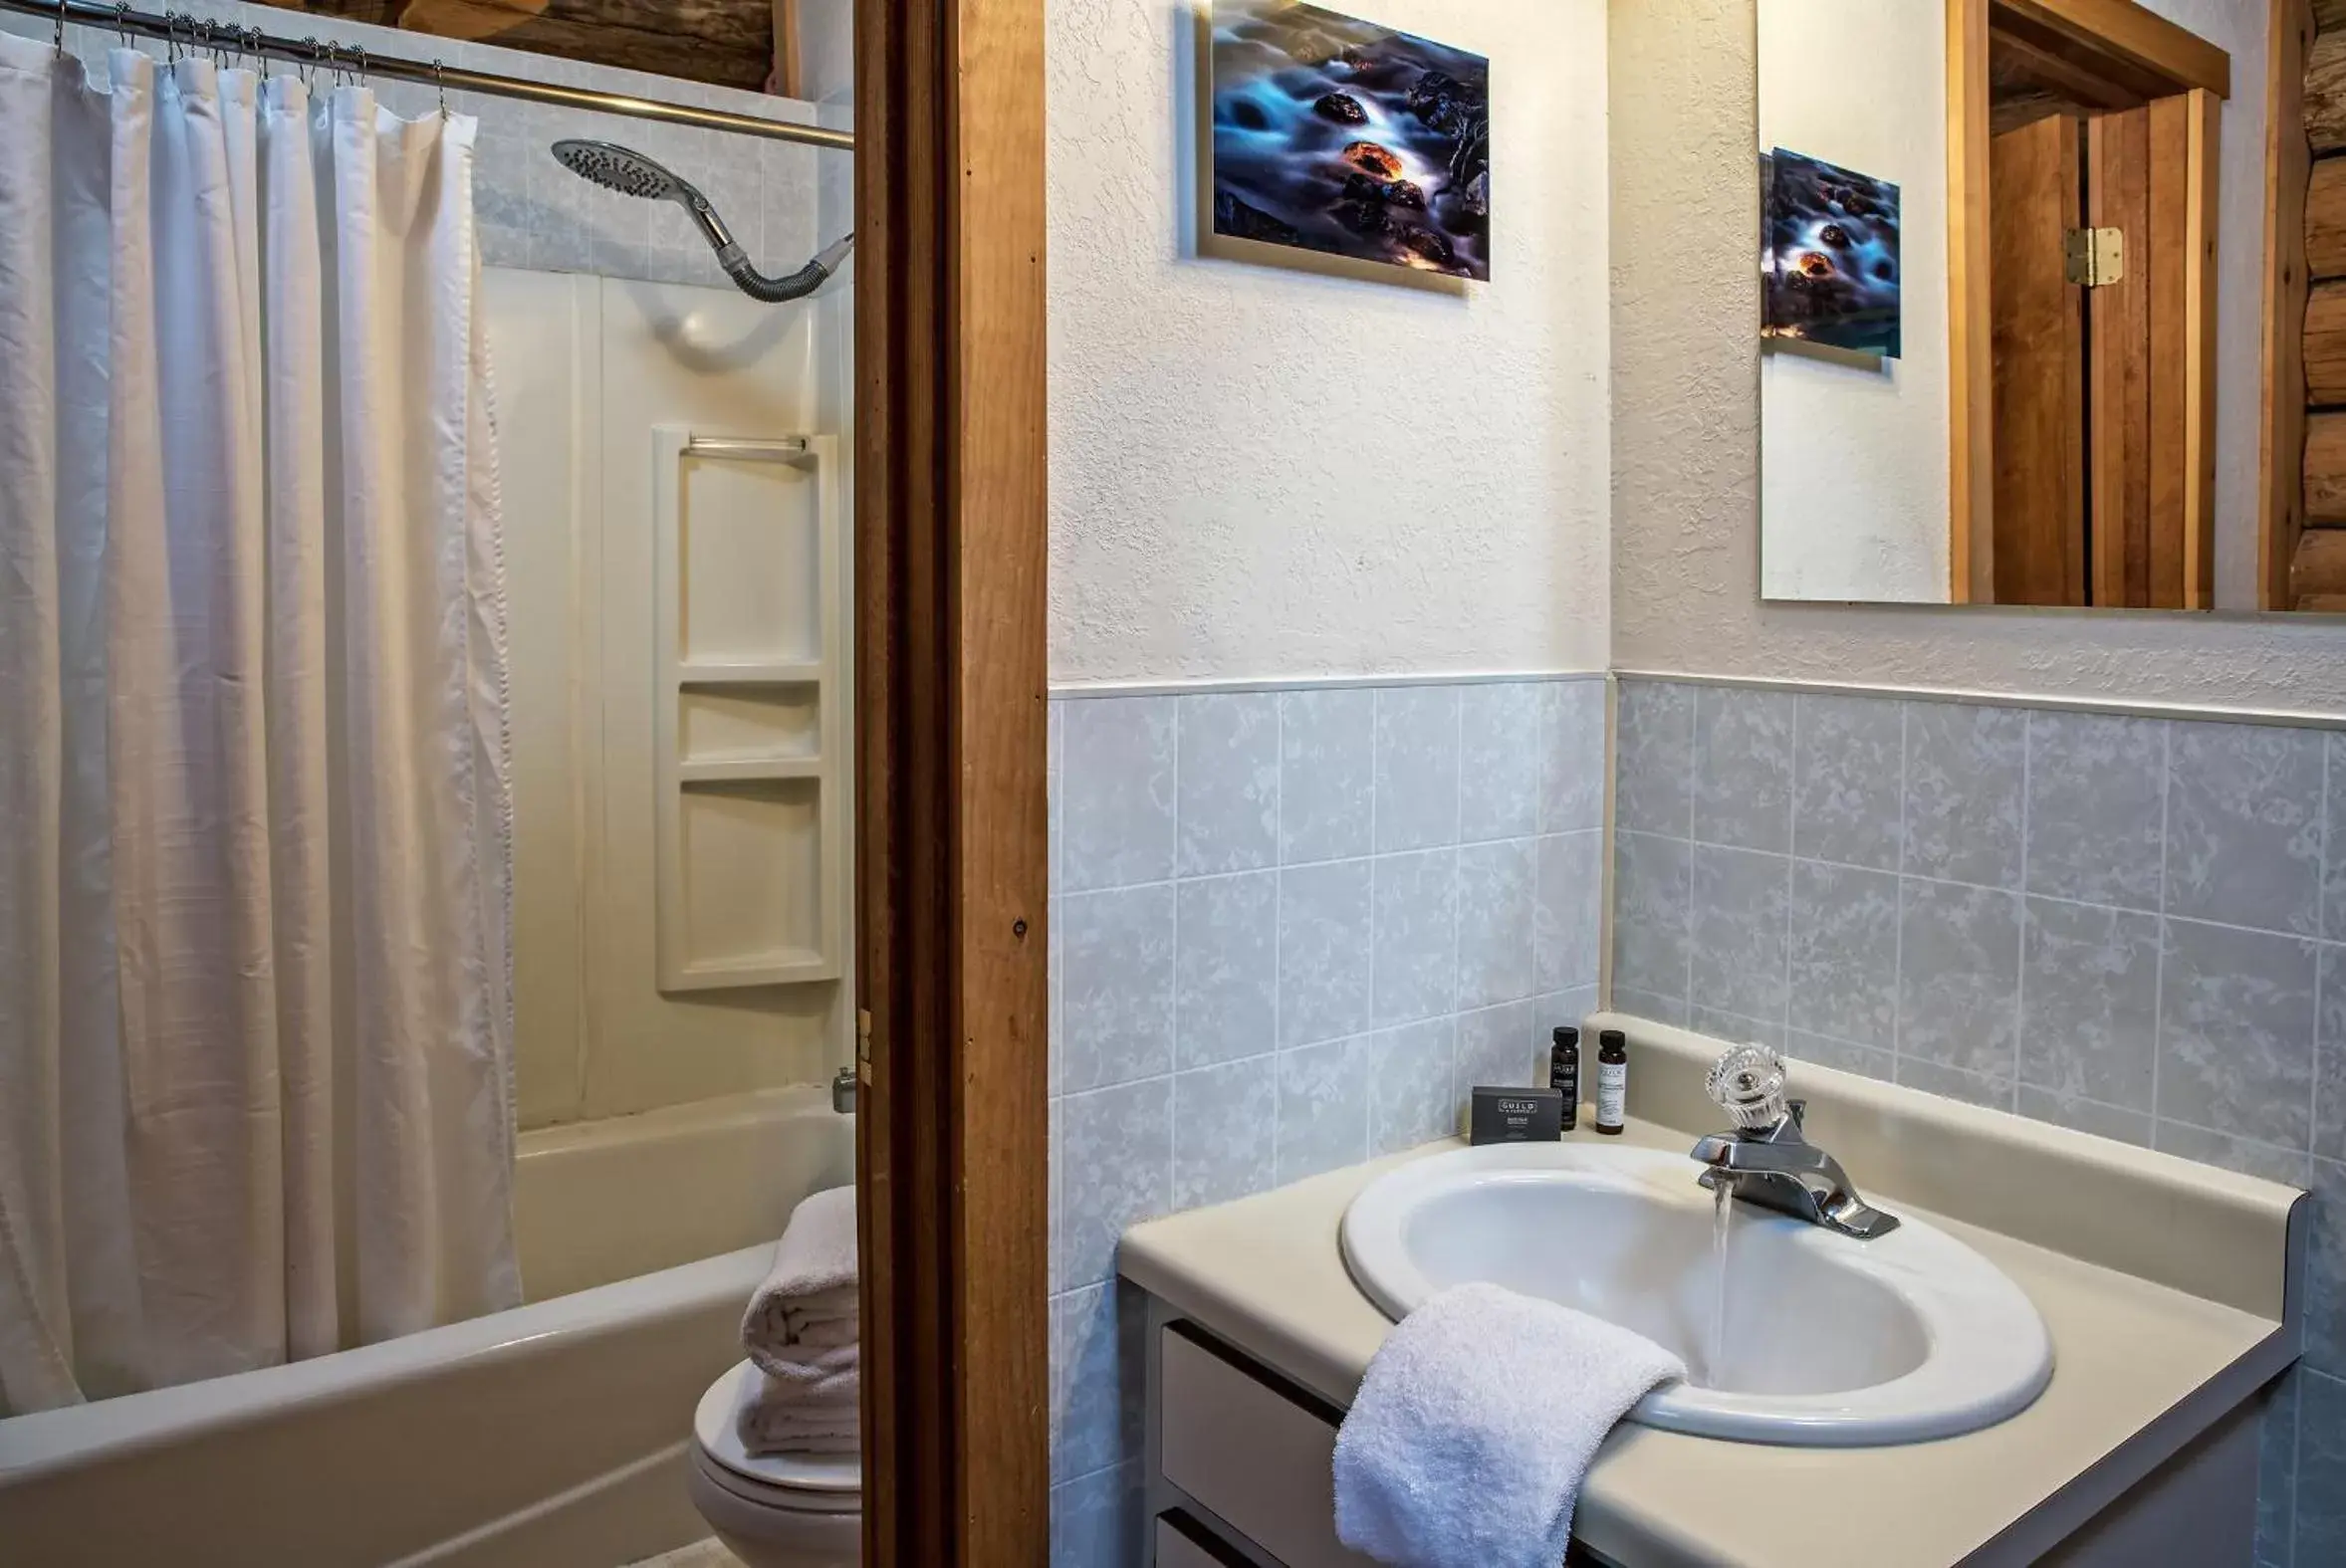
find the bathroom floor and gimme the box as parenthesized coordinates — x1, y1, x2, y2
(626, 1541, 742, 1568)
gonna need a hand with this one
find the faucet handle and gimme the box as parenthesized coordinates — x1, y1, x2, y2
(1706, 1043, 1788, 1130)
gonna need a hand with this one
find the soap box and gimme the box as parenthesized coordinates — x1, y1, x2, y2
(1469, 1085, 1564, 1145)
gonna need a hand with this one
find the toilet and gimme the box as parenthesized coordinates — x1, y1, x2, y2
(687, 1361, 862, 1567)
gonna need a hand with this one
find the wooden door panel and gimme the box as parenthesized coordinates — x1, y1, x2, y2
(1992, 112, 2088, 605)
(2089, 105, 2152, 607)
(2146, 93, 2192, 608)
(2086, 94, 2206, 611)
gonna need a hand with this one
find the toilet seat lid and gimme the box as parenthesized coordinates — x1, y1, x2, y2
(696, 1360, 863, 1495)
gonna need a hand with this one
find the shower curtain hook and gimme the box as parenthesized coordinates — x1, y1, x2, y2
(113, 1, 127, 48)
(433, 58, 448, 119)
(351, 44, 366, 87)
(53, 0, 68, 58)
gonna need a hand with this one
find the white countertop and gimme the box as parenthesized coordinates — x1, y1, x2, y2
(1121, 1038, 2303, 1568)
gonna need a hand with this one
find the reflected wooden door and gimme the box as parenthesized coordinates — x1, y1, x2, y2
(2088, 100, 2201, 609)
(1991, 112, 2087, 606)
(1987, 98, 2213, 609)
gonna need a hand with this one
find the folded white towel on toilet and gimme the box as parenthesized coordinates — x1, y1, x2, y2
(779, 1285, 857, 1344)
(1332, 1282, 1684, 1568)
(790, 1314, 858, 1350)
(734, 1364, 861, 1457)
(754, 1341, 859, 1404)
(742, 1185, 859, 1381)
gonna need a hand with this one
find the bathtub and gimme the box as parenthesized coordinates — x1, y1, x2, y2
(0, 1085, 853, 1567)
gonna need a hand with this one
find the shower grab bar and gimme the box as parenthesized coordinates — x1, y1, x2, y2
(684, 436, 812, 462)
(3, 0, 854, 150)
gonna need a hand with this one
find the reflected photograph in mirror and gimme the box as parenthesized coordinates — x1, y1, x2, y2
(1762, 148, 1903, 359)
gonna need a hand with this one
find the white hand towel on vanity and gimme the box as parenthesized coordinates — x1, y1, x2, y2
(1332, 1282, 1685, 1568)
(738, 1184, 860, 1456)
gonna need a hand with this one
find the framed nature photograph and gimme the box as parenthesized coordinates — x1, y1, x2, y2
(1210, 0, 1491, 279)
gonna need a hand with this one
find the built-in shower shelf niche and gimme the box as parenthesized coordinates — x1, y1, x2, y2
(653, 429, 846, 994)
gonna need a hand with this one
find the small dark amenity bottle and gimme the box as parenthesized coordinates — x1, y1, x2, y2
(1593, 1028, 1628, 1135)
(1549, 1025, 1580, 1132)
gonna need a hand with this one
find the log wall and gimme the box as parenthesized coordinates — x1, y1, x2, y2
(2299, 4, 2346, 600)
(243, 0, 776, 94)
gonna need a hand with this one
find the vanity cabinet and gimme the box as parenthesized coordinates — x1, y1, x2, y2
(1148, 1313, 1362, 1568)
(1137, 1290, 2265, 1568)
(1122, 1031, 2298, 1568)
(1142, 1303, 1611, 1568)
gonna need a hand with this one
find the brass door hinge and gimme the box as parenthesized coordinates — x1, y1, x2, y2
(2064, 227, 2123, 288)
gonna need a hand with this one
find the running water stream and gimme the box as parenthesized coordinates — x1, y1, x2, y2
(1707, 1181, 1734, 1386)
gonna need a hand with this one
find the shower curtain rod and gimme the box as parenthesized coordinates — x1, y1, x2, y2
(2, 0, 854, 149)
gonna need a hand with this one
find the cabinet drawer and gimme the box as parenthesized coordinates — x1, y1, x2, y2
(1157, 1324, 1375, 1568)
(1156, 1511, 1250, 1568)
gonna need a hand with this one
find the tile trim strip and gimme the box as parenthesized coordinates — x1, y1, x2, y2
(1614, 669, 2346, 734)
(1051, 670, 1607, 700)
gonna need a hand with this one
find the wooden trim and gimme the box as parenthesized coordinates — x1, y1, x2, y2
(854, 0, 1051, 1561)
(2183, 86, 2220, 608)
(1995, 0, 2231, 98)
(2263, 0, 2315, 608)
(1991, 26, 2146, 111)
(1951, 0, 1996, 603)
(771, 0, 802, 97)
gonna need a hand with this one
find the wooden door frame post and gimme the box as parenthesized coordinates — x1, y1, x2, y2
(853, 0, 1050, 1562)
(1950, 0, 1996, 603)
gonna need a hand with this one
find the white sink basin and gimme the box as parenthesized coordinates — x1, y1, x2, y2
(1340, 1142, 2053, 1446)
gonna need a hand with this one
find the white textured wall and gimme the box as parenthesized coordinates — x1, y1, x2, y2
(1048, 0, 1613, 686)
(1610, 0, 2346, 715)
(1758, 0, 1951, 603)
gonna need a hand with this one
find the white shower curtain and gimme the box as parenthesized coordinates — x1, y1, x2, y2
(0, 31, 518, 1416)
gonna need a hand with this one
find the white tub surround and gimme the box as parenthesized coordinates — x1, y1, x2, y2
(0, 1086, 851, 1568)
(1120, 1017, 2303, 1568)
(513, 1088, 854, 1303)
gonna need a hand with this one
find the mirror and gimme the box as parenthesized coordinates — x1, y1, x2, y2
(1757, 0, 2252, 610)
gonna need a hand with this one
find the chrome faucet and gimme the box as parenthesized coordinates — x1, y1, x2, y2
(1690, 1044, 1899, 1239)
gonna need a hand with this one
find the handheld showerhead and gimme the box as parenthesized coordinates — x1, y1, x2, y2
(550, 137, 853, 305)
(552, 138, 685, 201)
(553, 138, 734, 253)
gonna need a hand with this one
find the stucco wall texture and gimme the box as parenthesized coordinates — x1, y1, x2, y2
(1046, 0, 1612, 688)
(1609, 0, 2346, 719)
